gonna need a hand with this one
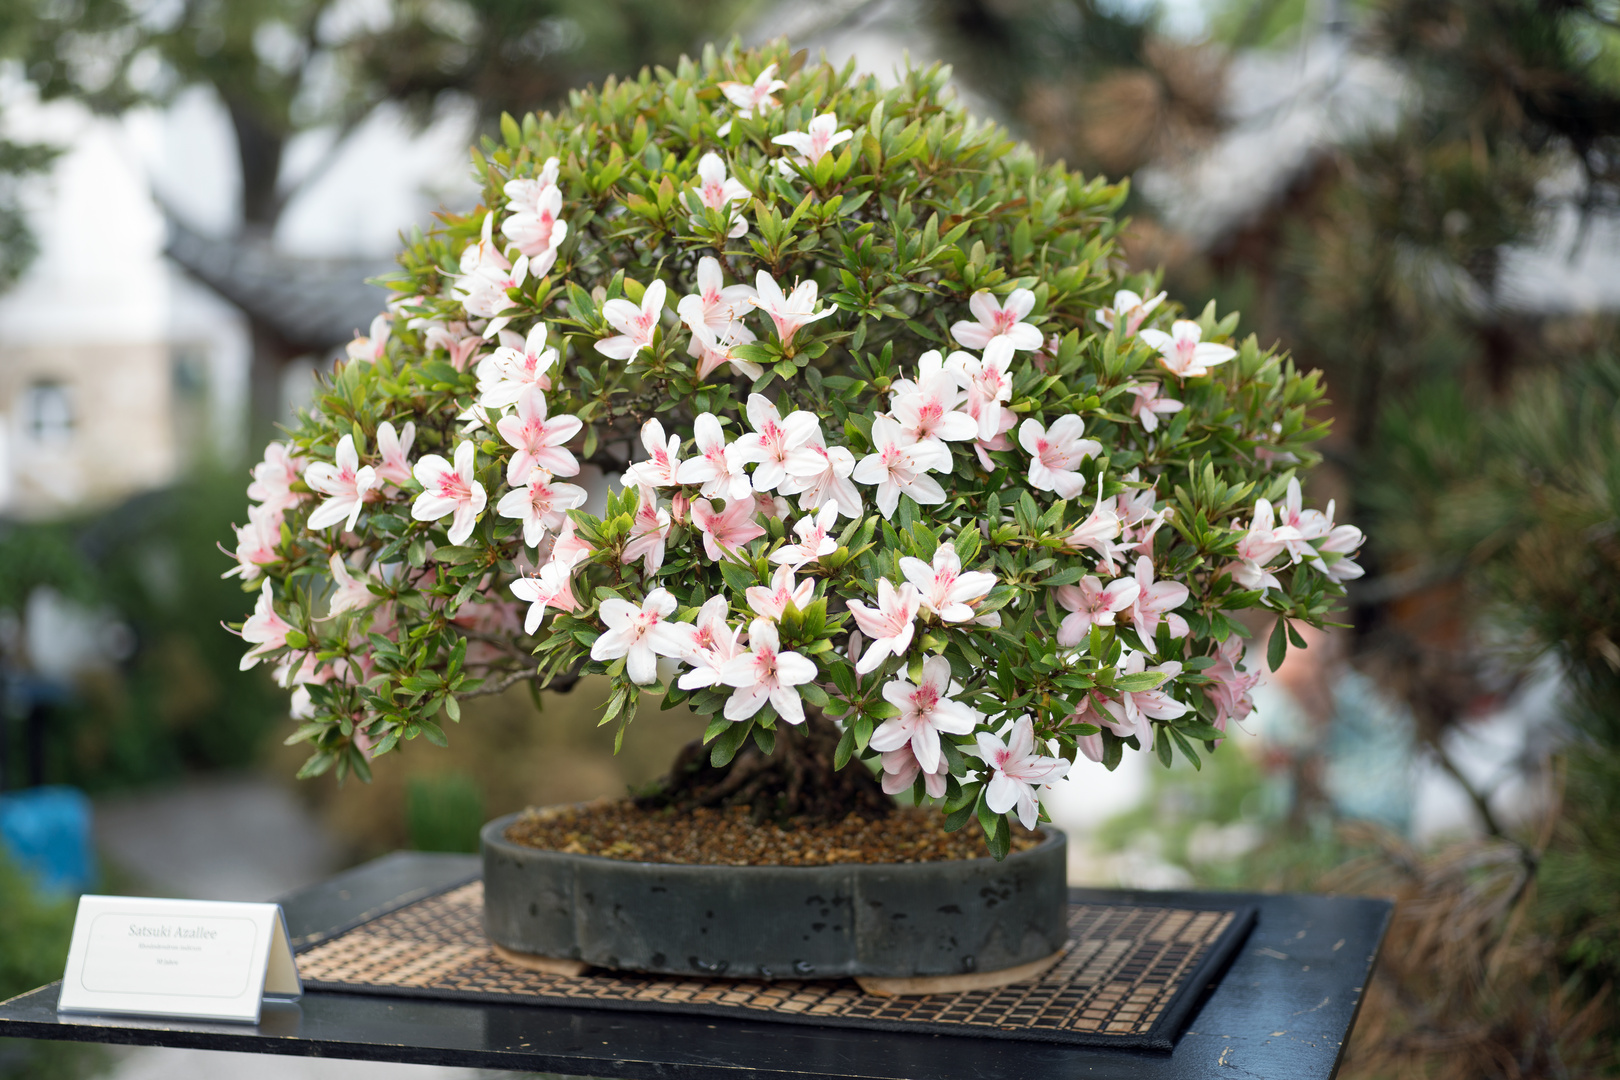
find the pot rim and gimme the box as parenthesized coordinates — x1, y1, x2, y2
(481, 807, 1064, 873)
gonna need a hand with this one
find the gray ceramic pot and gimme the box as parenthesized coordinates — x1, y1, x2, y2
(480, 810, 1068, 980)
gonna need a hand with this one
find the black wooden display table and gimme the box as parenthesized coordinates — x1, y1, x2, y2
(0, 852, 1390, 1079)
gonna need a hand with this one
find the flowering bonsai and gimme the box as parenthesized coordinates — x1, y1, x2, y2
(227, 43, 1361, 859)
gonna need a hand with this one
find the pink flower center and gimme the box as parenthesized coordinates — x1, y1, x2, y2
(994, 309, 1019, 333)
(437, 472, 470, 500)
(912, 683, 939, 713)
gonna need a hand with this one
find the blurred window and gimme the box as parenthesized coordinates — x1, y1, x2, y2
(22, 381, 74, 445)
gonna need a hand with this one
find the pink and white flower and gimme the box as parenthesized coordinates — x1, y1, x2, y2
(773, 112, 853, 172)
(675, 412, 752, 500)
(1139, 320, 1236, 379)
(247, 442, 305, 515)
(411, 441, 488, 546)
(346, 312, 391, 362)
(305, 435, 380, 533)
(889, 351, 978, 444)
(780, 437, 862, 518)
(1019, 415, 1101, 499)
(622, 485, 673, 572)
(677, 596, 747, 690)
(1054, 575, 1140, 645)
(225, 503, 283, 581)
(717, 63, 787, 127)
(453, 214, 529, 337)
(595, 280, 667, 361)
(1204, 635, 1260, 735)
(844, 577, 920, 675)
(511, 548, 585, 631)
(948, 338, 1016, 441)
(900, 542, 996, 624)
(238, 580, 294, 670)
(1224, 496, 1299, 591)
(1124, 381, 1184, 434)
(770, 504, 840, 568)
(951, 289, 1042, 351)
(502, 157, 560, 213)
(688, 153, 751, 238)
(677, 257, 757, 340)
(374, 421, 416, 486)
(718, 618, 818, 724)
(477, 323, 557, 410)
(687, 320, 763, 381)
(690, 496, 766, 562)
(496, 386, 582, 484)
(881, 744, 951, 799)
(496, 471, 587, 548)
(326, 552, 376, 618)
(1096, 652, 1188, 749)
(1273, 478, 1333, 563)
(590, 587, 696, 685)
(870, 656, 980, 773)
(733, 394, 820, 493)
(501, 179, 567, 272)
(420, 319, 485, 371)
(745, 564, 814, 620)
(975, 717, 1070, 830)
(1314, 523, 1365, 583)
(1125, 555, 1190, 648)
(623, 417, 684, 489)
(750, 271, 836, 351)
(1064, 481, 1127, 573)
(1095, 289, 1166, 336)
(852, 415, 952, 519)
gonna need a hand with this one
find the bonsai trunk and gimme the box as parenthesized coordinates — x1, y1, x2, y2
(640, 708, 892, 822)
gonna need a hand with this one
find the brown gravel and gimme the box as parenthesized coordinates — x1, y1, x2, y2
(504, 799, 1044, 866)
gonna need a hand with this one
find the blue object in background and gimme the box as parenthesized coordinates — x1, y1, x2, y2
(0, 785, 95, 893)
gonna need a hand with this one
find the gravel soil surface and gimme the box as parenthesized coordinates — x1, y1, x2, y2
(504, 800, 1044, 866)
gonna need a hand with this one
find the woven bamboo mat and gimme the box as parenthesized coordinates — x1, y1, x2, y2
(296, 879, 1253, 1050)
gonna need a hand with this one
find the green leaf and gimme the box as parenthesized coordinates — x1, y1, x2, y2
(1267, 617, 1289, 671)
(419, 719, 449, 747)
(709, 719, 753, 767)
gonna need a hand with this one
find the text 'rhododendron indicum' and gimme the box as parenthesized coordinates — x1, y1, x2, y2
(226, 44, 1357, 858)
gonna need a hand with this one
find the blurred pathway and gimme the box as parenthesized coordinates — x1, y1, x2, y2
(91, 776, 550, 1079)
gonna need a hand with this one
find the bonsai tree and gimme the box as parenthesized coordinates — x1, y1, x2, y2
(227, 42, 1358, 857)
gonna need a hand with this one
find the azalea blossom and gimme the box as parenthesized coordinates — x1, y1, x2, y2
(1126, 555, 1190, 648)
(305, 434, 380, 533)
(622, 485, 673, 572)
(780, 435, 862, 518)
(453, 214, 529, 337)
(948, 338, 1016, 442)
(623, 417, 684, 489)
(686, 319, 763, 381)
(1204, 635, 1260, 735)
(238, 581, 294, 670)
(549, 515, 595, 569)
(975, 717, 1070, 830)
(1124, 381, 1184, 434)
(246, 441, 305, 515)
(718, 618, 818, 724)
(951, 289, 1042, 351)
(688, 153, 751, 238)
(1054, 575, 1141, 645)
(1314, 522, 1366, 583)
(889, 351, 978, 444)
(1019, 415, 1101, 499)
(773, 112, 853, 172)
(225, 503, 283, 581)
(733, 394, 820, 492)
(1224, 497, 1299, 591)
(496, 471, 587, 548)
(477, 323, 557, 410)
(374, 420, 416, 486)
(844, 577, 920, 675)
(501, 178, 567, 271)
(745, 564, 814, 620)
(496, 386, 582, 484)
(511, 554, 584, 632)
(346, 312, 391, 363)
(675, 412, 752, 500)
(1094, 289, 1166, 336)
(677, 596, 748, 690)
(770, 503, 840, 568)
(690, 496, 766, 562)
(1096, 652, 1188, 749)
(870, 656, 980, 773)
(750, 271, 836, 351)
(900, 542, 996, 623)
(852, 415, 952, 519)
(880, 745, 950, 799)
(595, 280, 667, 360)
(411, 441, 488, 546)
(1273, 477, 1333, 563)
(1064, 480, 1128, 573)
(502, 157, 560, 213)
(419, 319, 485, 371)
(677, 256, 757, 340)
(1139, 319, 1236, 379)
(717, 63, 787, 127)
(326, 552, 376, 618)
(970, 407, 1018, 472)
(590, 587, 696, 685)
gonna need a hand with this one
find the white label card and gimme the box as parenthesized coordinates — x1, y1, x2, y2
(57, 896, 303, 1024)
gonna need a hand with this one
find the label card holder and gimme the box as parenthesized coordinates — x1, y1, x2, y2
(57, 895, 303, 1024)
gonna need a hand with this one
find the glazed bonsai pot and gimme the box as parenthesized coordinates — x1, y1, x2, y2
(480, 810, 1069, 984)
